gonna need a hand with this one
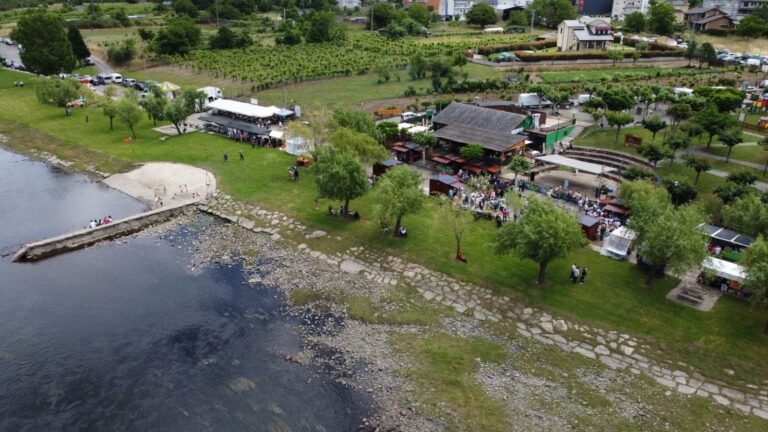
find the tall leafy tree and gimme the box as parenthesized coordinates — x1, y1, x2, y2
(153, 18, 202, 55)
(683, 39, 698, 67)
(736, 15, 767, 38)
(372, 165, 425, 237)
(209, 26, 252, 49)
(407, 3, 431, 28)
(332, 107, 376, 136)
(665, 133, 690, 160)
(600, 86, 635, 111)
(718, 128, 743, 163)
(647, 1, 676, 35)
(465, 3, 497, 29)
(642, 115, 666, 141)
(328, 127, 388, 164)
(11, 12, 76, 75)
(34, 77, 80, 114)
(371, 3, 398, 29)
(605, 111, 634, 142)
(102, 98, 119, 131)
(624, 12, 646, 33)
(526, 0, 577, 29)
(306, 11, 346, 43)
(606, 49, 624, 66)
(163, 97, 194, 135)
(117, 95, 144, 139)
(67, 26, 91, 63)
(696, 42, 717, 68)
(438, 196, 473, 261)
(684, 155, 711, 185)
(727, 171, 758, 186)
(638, 141, 672, 167)
(139, 94, 167, 126)
(694, 106, 736, 148)
(507, 155, 530, 183)
(494, 197, 584, 285)
(460, 143, 485, 162)
(667, 103, 691, 130)
(723, 194, 768, 237)
(619, 181, 706, 285)
(313, 145, 368, 212)
(741, 236, 768, 334)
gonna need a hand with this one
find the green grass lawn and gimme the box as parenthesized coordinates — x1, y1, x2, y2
(575, 126, 707, 155)
(538, 67, 704, 84)
(704, 143, 768, 166)
(2, 69, 768, 387)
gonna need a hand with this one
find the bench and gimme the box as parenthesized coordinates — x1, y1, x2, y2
(677, 288, 705, 305)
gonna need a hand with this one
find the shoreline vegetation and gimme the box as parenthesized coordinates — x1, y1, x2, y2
(2, 67, 768, 429)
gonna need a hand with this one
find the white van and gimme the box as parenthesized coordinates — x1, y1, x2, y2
(97, 73, 112, 85)
(110, 73, 123, 84)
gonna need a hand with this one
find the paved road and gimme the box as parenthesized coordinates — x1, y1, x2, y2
(1, 43, 113, 74)
(0, 43, 22, 67)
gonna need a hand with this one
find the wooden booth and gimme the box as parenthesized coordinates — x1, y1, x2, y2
(429, 174, 464, 196)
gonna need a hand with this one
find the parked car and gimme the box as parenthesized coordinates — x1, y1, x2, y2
(84, 57, 95, 66)
(122, 78, 137, 87)
(96, 73, 112, 85)
(134, 82, 147, 92)
(401, 112, 418, 121)
(110, 73, 123, 84)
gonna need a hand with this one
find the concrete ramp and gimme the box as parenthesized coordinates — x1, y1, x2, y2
(12, 202, 194, 262)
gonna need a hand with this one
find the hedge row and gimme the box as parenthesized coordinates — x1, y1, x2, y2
(477, 38, 557, 56)
(514, 49, 683, 62)
(617, 38, 682, 52)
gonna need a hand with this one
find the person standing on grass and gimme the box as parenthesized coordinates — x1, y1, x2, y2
(579, 266, 588, 285)
(224, 152, 229, 163)
(239, 149, 244, 161)
(570, 263, 578, 283)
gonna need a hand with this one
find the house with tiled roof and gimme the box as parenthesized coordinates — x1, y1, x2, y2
(683, 5, 734, 31)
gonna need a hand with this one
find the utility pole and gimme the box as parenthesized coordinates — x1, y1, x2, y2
(215, 0, 220, 27)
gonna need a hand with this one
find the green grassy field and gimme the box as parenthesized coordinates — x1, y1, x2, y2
(1, 69, 768, 389)
(705, 143, 768, 166)
(538, 67, 709, 84)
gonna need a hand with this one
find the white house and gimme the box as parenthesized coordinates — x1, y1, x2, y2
(557, 17, 613, 52)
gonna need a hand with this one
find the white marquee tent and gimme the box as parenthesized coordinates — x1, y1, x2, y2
(208, 99, 274, 119)
(535, 155, 617, 176)
(701, 257, 747, 283)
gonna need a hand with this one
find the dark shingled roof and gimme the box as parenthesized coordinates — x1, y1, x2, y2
(435, 124, 526, 152)
(432, 103, 527, 151)
(694, 14, 732, 25)
(685, 6, 718, 14)
(433, 103, 527, 132)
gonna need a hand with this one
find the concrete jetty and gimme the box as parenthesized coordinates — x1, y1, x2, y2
(12, 201, 194, 262)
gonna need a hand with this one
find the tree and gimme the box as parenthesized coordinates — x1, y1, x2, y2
(718, 128, 743, 163)
(373, 166, 425, 237)
(172, 0, 198, 18)
(138, 27, 155, 42)
(163, 97, 194, 135)
(107, 39, 136, 65)
(371, 3, 398, 29)
(742, 236, 768, 334)
(139, 94, 167, 126)
(723, 194, 768, 237)
(117, 95, 144, 139)
(494, 197, 584, 284)
(376, 121, 400, 143)
(714, 182, 751, 204)
(411, 132, 437, 149)
(34, 77, 80, 114)
(736, 14, 767, 38)
(679, 120, 703, 142)
(683, 39, 698, 67)
(685, 155, 711, 185)
(153, 18, 202, 55)
(667, 103, 691, 130)
(526, 0, 577, 29)
(638, 141, 672, 167)
(313, 145, 368, 212)
(438, 196, 473, 261)
(696, 42, 717, 68)
(647, 1, 676, 35)
(606, 49, 624, 66)
(634, 201, 707, 285)
(605, 111, 634, 142)
(11, 12, 76, 75)
(601, 86, 635, 111)
(663, 176, 697, 206)
(465, 3, 497, 29)
(709, 88, 745, 113)
(102, 98, 119, 131)
(761, 135, 768, 175)
(329, 127, 388, 164)
(67, 26, 90, 63)
(460, 143, 485, 162)
(694, 106, 736, 148)
(507, 155, 530, 182)
(631, 50, 642, 65)
(727, 171, 758, 186)
(306, 11, 346, 43)
(642, 115, 667, 141)
(408, 3, 431, 28)
(624, 11, 646, 33)
(332, 107, 376, 136)
(209, 26, 252, 49)
(665, 132, 690, 160)
(453, 52, 468, 69)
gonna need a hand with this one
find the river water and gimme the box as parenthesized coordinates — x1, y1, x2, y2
(0, 148, 368, 431)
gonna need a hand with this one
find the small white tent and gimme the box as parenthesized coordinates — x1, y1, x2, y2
(284, 137, 306, 156)
(601, 226, 636, 259)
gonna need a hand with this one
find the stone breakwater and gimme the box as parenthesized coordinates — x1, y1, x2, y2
(199, 193, 768, 421)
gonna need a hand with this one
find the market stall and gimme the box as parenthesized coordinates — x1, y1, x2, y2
(698, 257, 750, 299)
(601, 226, 636, 259)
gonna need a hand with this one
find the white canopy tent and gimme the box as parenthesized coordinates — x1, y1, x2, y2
(269, 130, 284, 140)
(284, 137, 307, 155)
(701, 257, 747, 283)
(208, 99, 274, 119)
(601, 226, 636, 259)
(535, 155, 617, 175)
(408, 126, 429, 134)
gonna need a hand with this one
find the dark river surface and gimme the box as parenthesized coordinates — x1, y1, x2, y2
(0, 148, 368, 431)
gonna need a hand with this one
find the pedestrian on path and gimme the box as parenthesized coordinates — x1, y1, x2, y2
(579, 266, 588, 285)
